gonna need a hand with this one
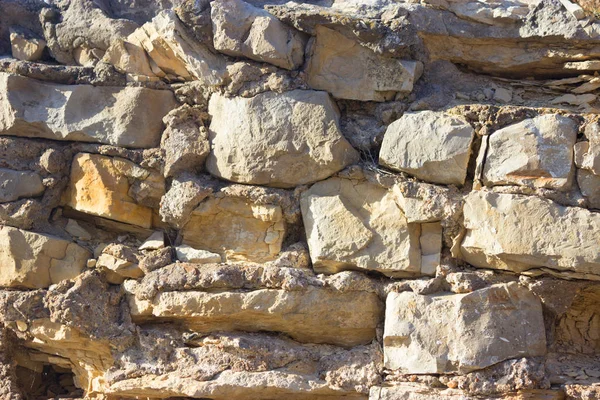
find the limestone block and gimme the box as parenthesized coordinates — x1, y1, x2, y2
(211, 0, 306, 70)
(578, 169, 600, 209)
(0, 226, 89, 289)
(127, 282, 382, 347)
(127, 10, 227, 84)
(460, 191, 600, 277)
(306, 26, 422, 101)
(181, 195, 285, 262)
(0, 72, 177, 148)
(175, 245, 222, 264)
(207, 90, 358, 188)
(379, 111, 475, 186)
(384, 283, 546, 374)
(62, 153, 154, 229)
(9, 28, 45, 61)
(0, 168, 44, 203)
(101, 39, 159, 82)
(301, 174, 441, 277)
(482, 114, 578, 190)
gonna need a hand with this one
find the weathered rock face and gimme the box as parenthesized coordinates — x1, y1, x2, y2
(62, 153, 159, 229)
(180, 193, 285, 262)
(0, 73, 177, 148)
(301, 172, 441, 277)
(306, 26, 422, 102)
(2, 0, 600, 399)
(384, 283, 546, 374)
(460, 191, 600, 278)
(206, 90, 359, 188)
(482, 114, 578, 190)
(0, 168, 44, 203)
(211, 0, 306, 70)
(0, 226, 89, 289)
(379, 111, 475, 186)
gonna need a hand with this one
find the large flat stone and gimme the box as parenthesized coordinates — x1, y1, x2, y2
(206, 90, 359, 188)
(460, 190, 600, 276)
(62, 153, 155, 229)
(482, 114, 578, 190)
(211, 0, 306, 70)
(384, 283, 546, 374)
(0, 168, 44, 203)
(379, 111, 475, 186)
(0, 226, 90, 289)
(306, 26, 422, 101)
(300, 173, 441, 277)
(0, 72, 177, 148)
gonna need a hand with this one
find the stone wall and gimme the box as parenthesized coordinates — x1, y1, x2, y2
(0, 0, 599, 399)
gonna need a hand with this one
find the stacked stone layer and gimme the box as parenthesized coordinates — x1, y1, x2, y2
(0, 0, 599, 399)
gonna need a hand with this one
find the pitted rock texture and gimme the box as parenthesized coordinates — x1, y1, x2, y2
(1, 0, 600, 398)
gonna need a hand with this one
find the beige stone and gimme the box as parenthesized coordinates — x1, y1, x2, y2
(307, 26, 422, 101)
(577, 169, 600, 209)
(127, 10, 227, 84)
(384, 283, 546, 374)
(0, 168, 44, 203)
(97, 253, 143, 284)
(460, 190, 600, 276)
(301, 174, 441, 277)
(127, 283, 382, 347)
(175, 245, 222, 264)
(181, 195, 285, 262)
(379, 111, 475, 186)
(102, 39, 159, 82)
(9, 29, 45, 61)
(0, 72, 176, 148)
(206, 90, 359, 188)
(62, 153, 154, 229)
(482, 114, 578, 190)
(370, 384, 563, 399)
(211, 0, 306, 70)
(0, 226, 89, 289)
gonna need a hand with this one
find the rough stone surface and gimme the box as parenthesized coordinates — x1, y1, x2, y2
(379, 111, 475, 186)
(301, 172, 441, 278)
(460, 190, 600, 278)
(482, 114, 579, 190)
(62, 153, 155, 228)
(10, 28, 45, 61)
(307, 26, 422, 102)
(0, 72, 177, 148)
(206, 90, 359, 188)
(0, 225, 89, 289)
(175, 245, 221, 263)
(384, 283, 546, 374)
(211, 0, 306, 70)
(0, 168, 44, 203)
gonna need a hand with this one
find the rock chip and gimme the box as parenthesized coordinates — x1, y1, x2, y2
(301, 173, 441, 277)
(207, 90, 359, 188)
(0, 168, 44, 203)
(127, 10, 227, 83)
(181, 193, 286, 262)
(379, 111, 475, 185)
(482, 114, 578, 190)
(460, 190, 600, 277)
(62, 153, 154, 228)
(306, 26, 422, 101)
(0, 225, 90, 289)
(9, 28, 45, 61)
(101, 39, 159, 82)
(0, 72, 176, 148)
(211, 0, 306, 70)
(577, 169, 600, 209)
(175, 245, 222, 264)
(384, 282, 546, 374)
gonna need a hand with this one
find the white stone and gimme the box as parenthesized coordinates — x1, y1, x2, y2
(0, 72, 177, 148)
(482, 114, 578, 190)
(211, 0, 306, 70)
(175, 245, 222, 264)
(460, 190, 600, 277)
(206, 90, 359, 188)
(0, 168, 44, 203)
(306, 26, 422, 101)
(384, 282, 546, 374)
(379, 111, 475, 185)
(139, 231, 165, 251)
